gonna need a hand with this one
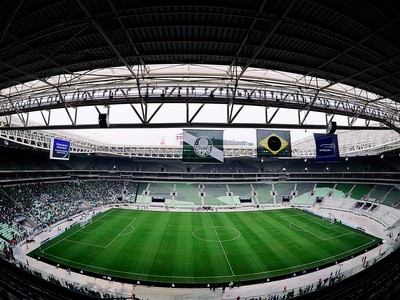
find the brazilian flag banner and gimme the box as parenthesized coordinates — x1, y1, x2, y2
(182, 129, 224, 163)
(257, 129, 292, 157)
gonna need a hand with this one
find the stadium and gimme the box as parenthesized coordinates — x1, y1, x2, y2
(1, 1, 400, 299)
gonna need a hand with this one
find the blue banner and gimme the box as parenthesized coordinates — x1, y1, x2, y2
(314, 133, 339, 162)
(50, 137, 71, 160)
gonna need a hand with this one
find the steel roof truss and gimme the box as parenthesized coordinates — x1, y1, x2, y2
(325, 113, 336, 127)
(107, 0, 148, 73)
(147, 103, 164, 124)
(56, 89, 76, 126)
(39, 110, 51, 127)
(300, 91, 320, 125)
(228, 104, 244, 124)
(237, 0, 298, 80)
(187, 102, 205, 123)
(8, 98, 27, 127)
(76, 0, 142, 97)
(129, 103, 145, 123)
(265, 107, 280, 124)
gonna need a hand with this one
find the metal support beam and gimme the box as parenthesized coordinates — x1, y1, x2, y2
(187, 103, 205, 123)
(147, 103, 164, 123)
(266, 107, 280, 124)
(300, 91, 319, 125)
(56, 88, 76, 126)
(107, 0, 148, 73)
(236, 0, 298, 80)
(76, 0, 144, 107)
(0, 122, 393, 131)
(228, 0, 268, 70)
(0, 0, 24, 45)
(130, 104, 145, 123)
(229, 104, 244, 123)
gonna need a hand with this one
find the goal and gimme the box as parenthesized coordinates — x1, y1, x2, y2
(322, 216, 335, 224)
(80, 217, 92, 228)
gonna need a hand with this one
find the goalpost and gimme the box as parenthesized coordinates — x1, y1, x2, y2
(322, 215, 335, 224)
(80, 217, 92, 228)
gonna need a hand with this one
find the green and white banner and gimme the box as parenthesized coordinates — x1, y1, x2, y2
(182, 129, 224, 163)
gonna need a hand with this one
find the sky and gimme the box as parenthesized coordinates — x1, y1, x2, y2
(71, 125, 327, 146)
(8, 64, 384, 147)
(64, 106, 330, 146)
(26, 102, 361, 146)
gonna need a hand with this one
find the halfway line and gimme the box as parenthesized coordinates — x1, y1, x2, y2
(208, 214, 235, 275)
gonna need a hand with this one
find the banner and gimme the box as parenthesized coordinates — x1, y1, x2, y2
(182, 129, 224, 163)
(50, 137, 71, 160)
(257, 129, 292, 157)
(314, 133, 340, 162)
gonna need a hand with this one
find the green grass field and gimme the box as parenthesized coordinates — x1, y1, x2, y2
(29, 208, 381, 284)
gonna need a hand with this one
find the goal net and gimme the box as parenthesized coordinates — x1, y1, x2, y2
(322, 216, 335, 224)
(80, 217, 92, 228)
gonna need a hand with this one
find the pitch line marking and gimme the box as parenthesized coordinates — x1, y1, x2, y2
(208, 214, 235, 275)
(105, 218, 136, 248)
(40, 209, 115, 253)
(281, 215, 338, 229)
(287, 221, 376, 245)
(119, 225, 135, 236)
(62, 225, 135, 248)
(192, 227, 241, 243)
(64, 239, 106, 248)
(80, 220, 107, 234)
(288, 222, 354, 241)
(41, 235, 378, 281)
(306, 217, 337, 229)
(39, 209, 379, 281)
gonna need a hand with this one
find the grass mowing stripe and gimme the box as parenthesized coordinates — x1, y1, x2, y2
(287, 221, 354, 241)
(63, 239, 106, 248)
(207, 214, 235, 275)
(220, 213, 265, 273)
(262, 212, 308, 270)
(194, 214, 233, 277)
(104, 218, 136, 248)
(29, 208, 382, 284)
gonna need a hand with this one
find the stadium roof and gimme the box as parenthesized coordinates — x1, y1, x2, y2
(0, 0, 400, 133)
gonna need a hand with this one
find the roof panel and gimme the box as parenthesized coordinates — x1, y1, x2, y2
(0, 0, 399, 103)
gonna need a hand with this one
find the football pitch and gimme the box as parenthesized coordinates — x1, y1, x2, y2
(30, 208, 382, 284)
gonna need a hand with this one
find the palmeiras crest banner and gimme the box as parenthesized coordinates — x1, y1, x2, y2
(182, 129, 224, 163)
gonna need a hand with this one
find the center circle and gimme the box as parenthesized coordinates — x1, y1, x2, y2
(192, 226, 241, 242)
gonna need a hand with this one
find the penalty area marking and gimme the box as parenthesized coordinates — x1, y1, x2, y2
(119, 225, 135, 236)
(40, 234, 377, 281)
(80, 220, 107, 234)
(42, 215, 136, 252)
(104, 218, 136, 248)
(288, 222, 373, 242)
(63, 239, 107, 248)
(37, 210, 379, 282)
(65, 225, 135, 248)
